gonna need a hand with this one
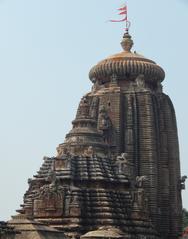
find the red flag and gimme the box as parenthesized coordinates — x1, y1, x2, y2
(118, 6, 127, 11)
(110, 17, 127, 23)
(109, 4, 128, 23)
(119, 10, 127, 15)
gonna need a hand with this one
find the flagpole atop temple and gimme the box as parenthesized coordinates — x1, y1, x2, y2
(110, 2, 131, 33)
(125, 3, 131, 33)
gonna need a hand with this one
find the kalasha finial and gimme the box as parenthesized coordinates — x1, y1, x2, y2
(121, 32, 133, 52)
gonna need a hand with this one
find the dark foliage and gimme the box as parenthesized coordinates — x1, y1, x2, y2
(183, 208, 188, 229)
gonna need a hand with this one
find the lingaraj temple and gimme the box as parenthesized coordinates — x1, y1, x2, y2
(1, 12, 187, 239)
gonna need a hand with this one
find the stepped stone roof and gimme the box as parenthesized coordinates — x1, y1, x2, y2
(8, 215, 66, 239)
(34, 156, 129, 183)
(0, 221, 18, 237)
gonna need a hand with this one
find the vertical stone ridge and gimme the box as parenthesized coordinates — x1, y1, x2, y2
(156, 94, 170, 237)
(162, 94, 182, 238)
(124, 93, 139, 176)
(135, 92, 158, 228)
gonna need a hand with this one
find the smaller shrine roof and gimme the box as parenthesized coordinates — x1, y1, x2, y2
(8, 215, 66, 239)
(81, 227, 126, 239)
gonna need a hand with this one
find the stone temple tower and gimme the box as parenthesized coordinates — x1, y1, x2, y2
(15, 32, 183, 239)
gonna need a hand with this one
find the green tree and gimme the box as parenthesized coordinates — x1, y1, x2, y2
(183, 208, 188, 229)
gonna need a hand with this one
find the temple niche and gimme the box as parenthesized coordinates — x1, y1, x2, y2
(7, 29, 184, 239)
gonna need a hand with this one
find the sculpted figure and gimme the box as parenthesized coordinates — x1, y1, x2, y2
(117, 153, 128, 163)
(115, 153, 129, 174)
(181, 175, 187, 183)
(136, 176, 148, 188)
(57, 145, 73, 158)
(99, 105, 111, 131)
(39, 169, 64, 198)
(98, 106, 112, 143)
(90, 97, 99, 119)
(133, 188, 149, 212)
(135, 74, 145, 89)
(77, 96, 90, 118)
(137, 189, 145, 208)
(47, 170, 57, 187)
(83, 146, 94, 157)
(56, 146, 68, 159)
(180, 175, 187, 190)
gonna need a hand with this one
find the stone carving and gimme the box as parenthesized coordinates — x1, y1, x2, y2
(56, 145, 76, 158)
(135, 176, 148, 188)
(64, 193, 71, 216)
(115, 153, 130, 175)
(92, 79, 100, 92)
(34, 175, 66, 218)
(77, 96, 90, 118)
(46, 170, 59, 188)
(110, 74, 118, 85)
(55, 157, 71, 171)
(135, 74, 145, 89)
(37, 169, 65, 198)
(180, 175, 187, 190)
(133, 188, 149, 213)
(66, 136, 77, 143)
(70, 192, 79, 205)
(156, 81, 163, 93)
(69, 188, 81, 217)
(99, 105, 111, 131)
(90, 97, 99, 119)
(114, 153, 135, 178)
(56, 146, 69, 159)
(65, 136, 84, 145)
(98, 105, 111, 143)
(116, 153, 128, 163)
(83, 146, 95, 157)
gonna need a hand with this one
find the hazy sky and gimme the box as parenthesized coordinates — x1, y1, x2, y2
(0, 0, 188, 220)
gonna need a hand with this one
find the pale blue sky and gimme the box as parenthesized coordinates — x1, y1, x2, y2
(0, 0, 188, 220)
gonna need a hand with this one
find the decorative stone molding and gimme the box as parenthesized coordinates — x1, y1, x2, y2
(180, 175, 187, 190)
